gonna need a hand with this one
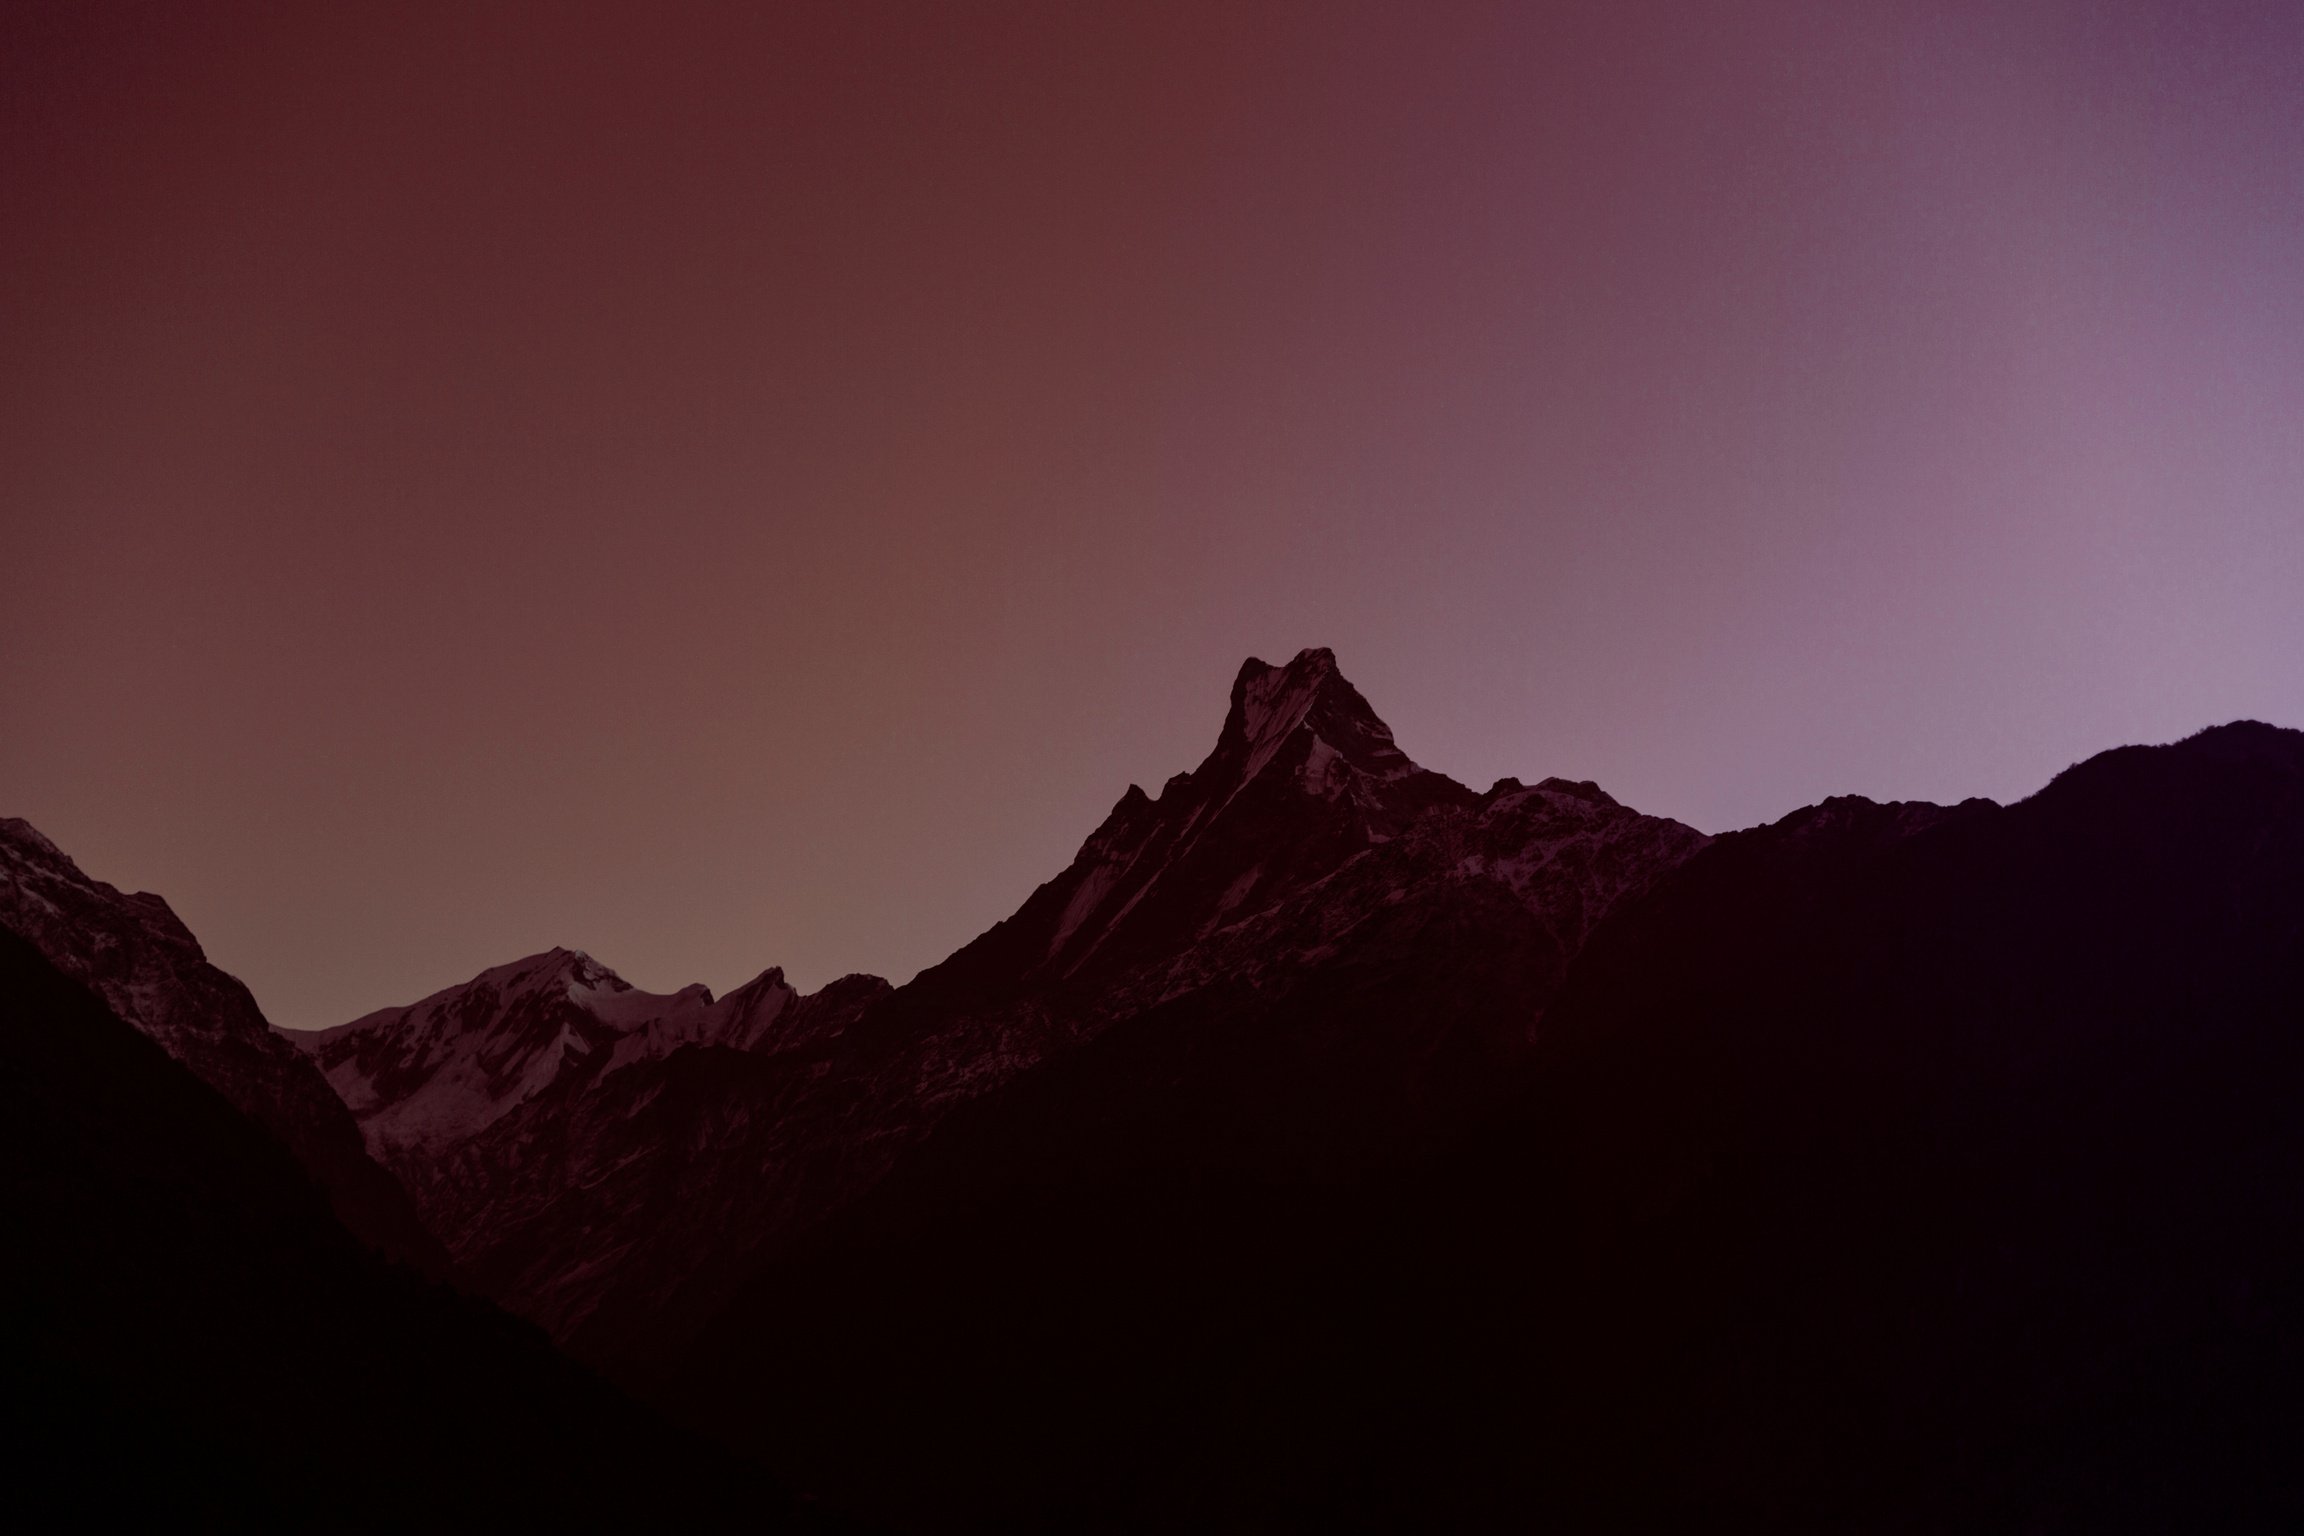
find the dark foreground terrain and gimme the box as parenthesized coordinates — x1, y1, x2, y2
(676, 721, 2304, 1532)
(0, 927, 833, 1532)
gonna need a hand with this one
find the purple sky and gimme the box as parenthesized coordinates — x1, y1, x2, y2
(5, 1, 2301, 1027)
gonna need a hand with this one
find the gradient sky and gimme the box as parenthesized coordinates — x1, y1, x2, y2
(5, 0, 2301, 1027)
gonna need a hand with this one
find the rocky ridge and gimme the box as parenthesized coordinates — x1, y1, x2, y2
(0, 817, 447, 1275)
(292, 947, 876, 1167)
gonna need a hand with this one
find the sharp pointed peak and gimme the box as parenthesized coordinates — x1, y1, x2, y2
(1224, 647, 1360, 738)
(1227, 649, 1347, 724)
(1214, 646, 1413, 779)
(1231, 646, 1337, 689)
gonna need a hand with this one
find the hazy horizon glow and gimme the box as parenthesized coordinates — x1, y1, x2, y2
(6, 1, 2301, 1025)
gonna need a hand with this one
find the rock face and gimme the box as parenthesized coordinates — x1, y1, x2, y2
(307, 648, 1709, 1367)
(0, 817, 447, 1276)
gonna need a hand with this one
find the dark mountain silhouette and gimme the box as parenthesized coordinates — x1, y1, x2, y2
(0, 926, 840, 1532)
(1482, 720, 2304, 1531)
(0, 818, 448, 1277)
(300, 649, 1705, 1376)
(14, 651, 2304, 1531)
(661, 719, 2304, 1531)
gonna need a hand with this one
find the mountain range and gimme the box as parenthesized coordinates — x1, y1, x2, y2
(283, 648, 1707, 1370)
(7, 648, 2302, 1531)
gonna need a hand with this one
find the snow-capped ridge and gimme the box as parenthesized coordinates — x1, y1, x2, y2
(301, 943, 882, 1164)
(322, 947, 630, 1042)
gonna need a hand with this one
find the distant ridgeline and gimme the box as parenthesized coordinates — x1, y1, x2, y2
(8, 654, 2303, 1531)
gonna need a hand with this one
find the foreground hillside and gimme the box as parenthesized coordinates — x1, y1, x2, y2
(0, 927, 836, 1531)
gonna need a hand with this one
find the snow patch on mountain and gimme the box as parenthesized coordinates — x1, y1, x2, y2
(296, 947, 830, 1163)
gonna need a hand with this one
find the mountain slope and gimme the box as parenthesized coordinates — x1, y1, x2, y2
(0, 818, 447, 1276)
(1488, 719, 2304, 1529)
(669, 774, 1709, 1529)
(0, 925, 836, 1532)
(663, 721, 2304, 1531)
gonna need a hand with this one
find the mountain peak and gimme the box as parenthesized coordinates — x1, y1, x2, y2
(381, 947, 628, 1018)
(946, 649, 1487, 986)
(1230, 645, 1336, 689)
(302, 941, 888, 1166)
(1225, 647, 1339, 743)
(1214, 646, 1419, 788)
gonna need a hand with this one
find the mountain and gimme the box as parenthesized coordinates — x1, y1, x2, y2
(667, 720, 2304, 1530)
(0, 924, 839, 1531)
(294, 946, 872, 1167)
(17, 656, 2304, 1530)
(0, 818, 447, 1276)
(1480, 720, 2304, 1530)
(309, 648, 1709, 1374)
(929, 645, 1484, 995)
(289, 948, 891, 1346)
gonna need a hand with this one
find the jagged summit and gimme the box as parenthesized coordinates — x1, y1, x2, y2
(1211, 647, 1423, 790)
(1157, 646, 1463, 823)
(1101, 649, 1424, 821)
(1223, 648, 1347, 754)
(910, 649, 1540, 994)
